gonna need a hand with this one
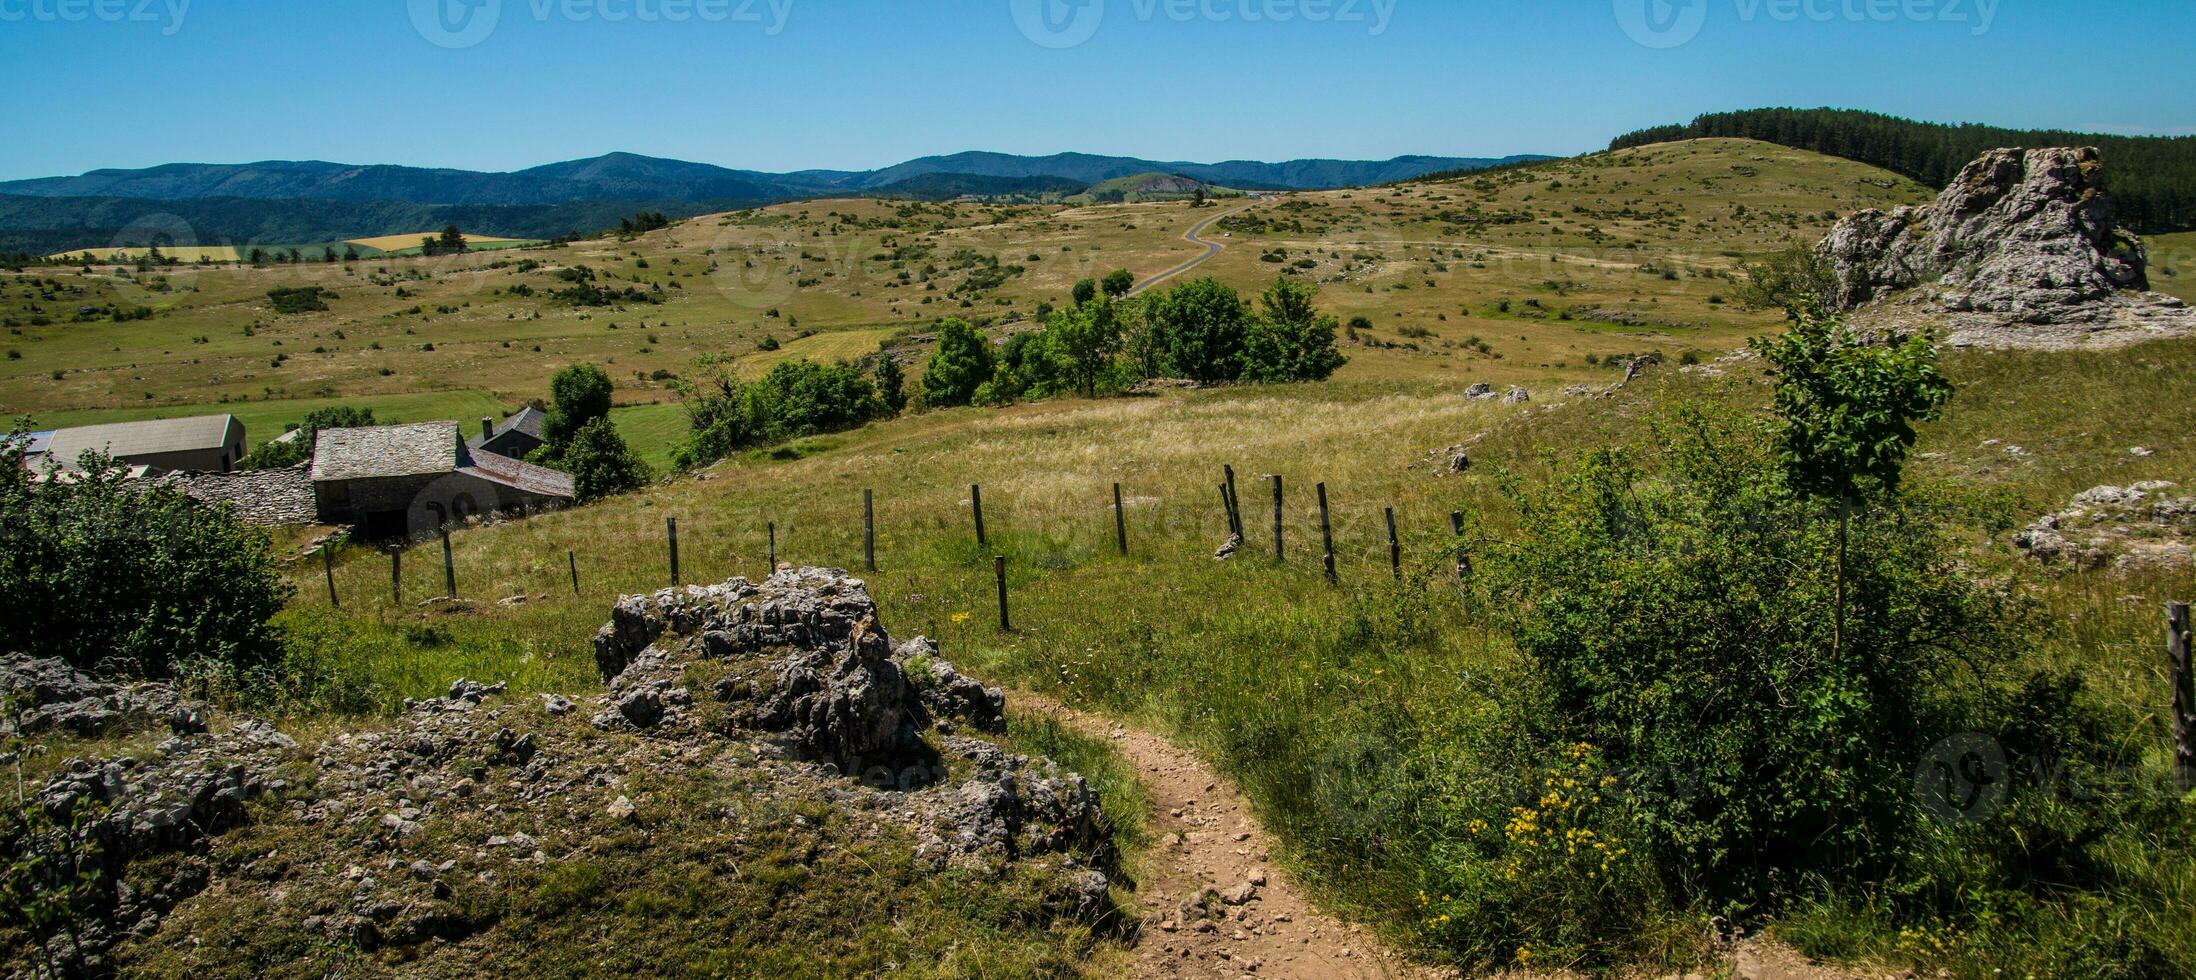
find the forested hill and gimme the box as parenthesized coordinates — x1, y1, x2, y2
(1610, 108, 2196, 233)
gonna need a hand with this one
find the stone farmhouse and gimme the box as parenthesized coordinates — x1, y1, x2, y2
(310, 421, 574, 538)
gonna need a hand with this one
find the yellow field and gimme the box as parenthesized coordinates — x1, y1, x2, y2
(343, 232, 533, 251)
(44, 245, 241, 263)
(735, 327, 897, 380)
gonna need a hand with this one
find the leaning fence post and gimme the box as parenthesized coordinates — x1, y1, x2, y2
(322, 541, 339, 608)
(440, 531, 457, 598)
(863, 489, 877, 572)
(2172, 601, 2194, 792)
(971, 484, 987, 547)
(1219, 484, 1235, 536)
(1385, 507, 1401, 579)
(1317, 483, 1336, 584)
(995, 555, 1010, 632)
(1450, 511, 1467, 582)
(568, 549, 580, 595)
(1271, 475, 1285, 563)
(667, 517, 681, 586)
(1112, 483, 1128, 556)
(768, 521, 778, 571)
(390, 547, 402, 604)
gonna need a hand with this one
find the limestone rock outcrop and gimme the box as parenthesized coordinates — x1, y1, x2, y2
(1816, 147, 2193, 348)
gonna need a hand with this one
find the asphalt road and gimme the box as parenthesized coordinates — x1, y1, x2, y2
(1127, 199, 1260, 297)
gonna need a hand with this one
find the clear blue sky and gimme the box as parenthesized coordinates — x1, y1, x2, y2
(1, 0, 2190, 180)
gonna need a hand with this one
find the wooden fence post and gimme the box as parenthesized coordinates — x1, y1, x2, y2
(1317, 483, 1336, 584)
(2172, 601, 2194, 792)
(995, 555, 1010, 632)
(667, 517, 681, 586)
(1224, 465, 1241, 537)
(390, 547, 401, 604)
(1219, 484, 1235, 536)
(1450, 511, 1467, 582)
(1385, 507, 1401, 579)
(971, 484, 986, 547)
(568, 550, 580, 595)
(863, 489, 877, 572)
(1271, 475, 1285, 563)
(1112, 483, 1128, 556)
(768, 521, 778, 571)
(440, 531, 457, 598)
(321, 542, 339, 608)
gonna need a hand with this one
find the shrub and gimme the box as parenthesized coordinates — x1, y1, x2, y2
(0, 439, 290, 681)
(557, 417, 650, 503)
(1240, 277, 1347, 383)
(239, 406, 374, 469)
(265, 286, 328, 314)
(670, 359, 884, 469)
(918, 318, 993, 408)
(1145, 277, 1251, 383)
(541, 363, 615, 453)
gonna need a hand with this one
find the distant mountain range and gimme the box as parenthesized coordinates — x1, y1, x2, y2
(0, 149, 1552, 252)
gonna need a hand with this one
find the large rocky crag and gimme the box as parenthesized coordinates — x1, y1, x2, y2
(1816, 146, 2193, 348)
(4, 568, 1114, 976)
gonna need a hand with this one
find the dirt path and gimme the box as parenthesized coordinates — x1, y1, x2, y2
(1017, 692, 1446, 980)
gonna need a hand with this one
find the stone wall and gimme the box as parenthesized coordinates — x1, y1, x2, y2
(159, 463, 317, 526)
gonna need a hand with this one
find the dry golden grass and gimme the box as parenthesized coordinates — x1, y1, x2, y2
(342, 233, 534, 251)
(43, 245, 242, 263)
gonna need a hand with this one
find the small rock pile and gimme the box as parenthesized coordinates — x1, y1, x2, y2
(0, 654, 206, 738)
(1816, 146, 2194, 348)
(2016, 482, 2196, 571)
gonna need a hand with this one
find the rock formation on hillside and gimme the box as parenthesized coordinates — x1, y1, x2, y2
(2016, 482, 2195, 571)
(1816, 146, 2193, 348)
(5, 569, 1112, 972)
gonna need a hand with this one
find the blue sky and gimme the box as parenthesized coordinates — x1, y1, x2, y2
(0, 0, 2190, 180)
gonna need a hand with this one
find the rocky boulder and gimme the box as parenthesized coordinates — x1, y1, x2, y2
(1816, 147, 2193, 348)
(2016, 481, 2195, 571)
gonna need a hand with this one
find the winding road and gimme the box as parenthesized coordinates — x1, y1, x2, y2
(1128, 199, 1262, 297)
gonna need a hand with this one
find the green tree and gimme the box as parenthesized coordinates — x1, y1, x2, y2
(240, 405, 375, 469)
(1101, 269, 1136, 298)
(1750, 305, 1953, 650)
(541, 363, 615, 453)
(919, 318, 994, 407)
(875, 351, 907, 414)
(1241, 276, 1347, 382)
(0, 434, 291, 681)
(1147, 277, 1251, 383)
(558, 416, 650, 503)
(1049, 297, 1124, 396)
(1071, 278, 1098, 305)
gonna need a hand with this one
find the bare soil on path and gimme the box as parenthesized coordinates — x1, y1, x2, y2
(1016, 691, 1449, 980)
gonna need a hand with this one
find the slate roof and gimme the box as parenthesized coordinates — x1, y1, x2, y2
(490, 406, 548, 442)
(311, 422, 461, 481)
(41, 415, 238, 463)
(463, 449, 576, 500)
(310, 421, 574, 501)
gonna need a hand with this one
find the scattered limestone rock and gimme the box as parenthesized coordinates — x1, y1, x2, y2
(0, 654, 206, 738)
(1462, 383, 1495, 401)
(2017, 481, 2195, 571)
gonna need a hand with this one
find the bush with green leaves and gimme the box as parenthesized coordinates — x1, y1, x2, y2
(1143, 277, 1251, 383)
(917, 318, 994, 408)
(541, 363, 615, 453)
(238, 405, 375, 469)
(671, 359, 886, 469)
(0, 439, 290, 682)
(1240, 276, 1348, 383)
(556, 416, 650, 503)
